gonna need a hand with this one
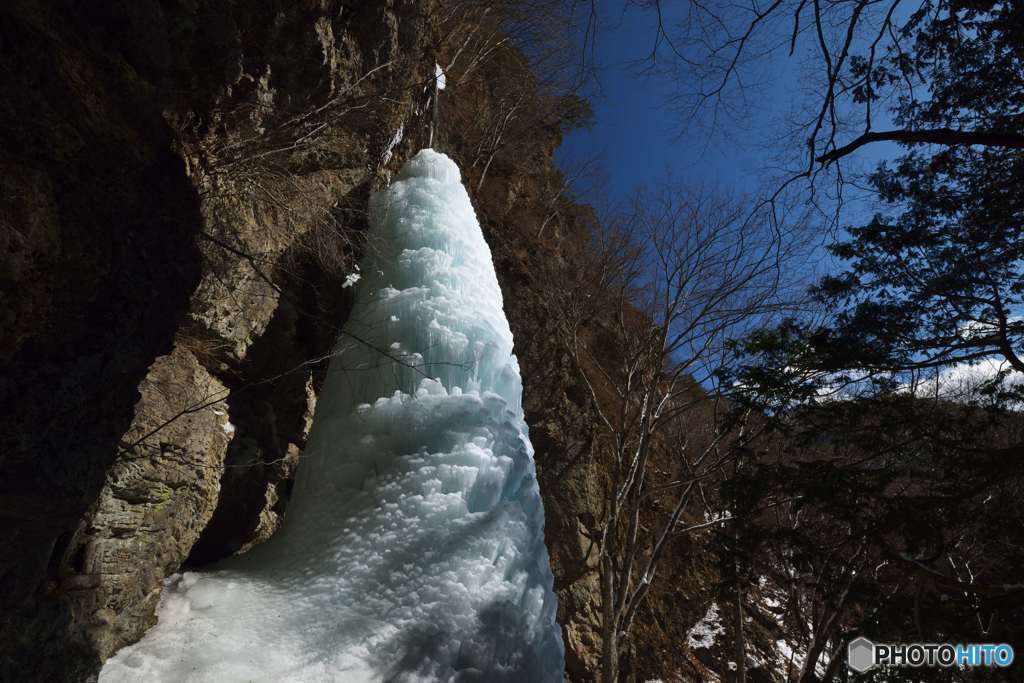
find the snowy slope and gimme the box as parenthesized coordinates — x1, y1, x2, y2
(100, 150, 564, 682)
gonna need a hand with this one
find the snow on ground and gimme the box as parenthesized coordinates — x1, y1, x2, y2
(100, 150, 564, 681)
(776, 633, 828, 679)
(685, 602, 725, 650)
(702, 509, 732, 525)
(776, 638, 802, 671)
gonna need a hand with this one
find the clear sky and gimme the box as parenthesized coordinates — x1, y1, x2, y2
(553, 2, 901, 225)
(554, 2, 784, 209)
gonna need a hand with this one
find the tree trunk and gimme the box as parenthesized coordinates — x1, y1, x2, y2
(818, 633, 849, 683)
(734, 577, 747, 683)
(601, 553, 619, 682)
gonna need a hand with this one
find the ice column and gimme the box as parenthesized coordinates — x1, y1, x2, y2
(100, 149, 565, 682)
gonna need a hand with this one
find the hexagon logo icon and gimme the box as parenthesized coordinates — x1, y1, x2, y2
(847, 636, 877, 673)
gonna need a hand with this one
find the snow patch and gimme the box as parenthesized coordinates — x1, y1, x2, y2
(686, 602, 725, 650)
(703, 509, 733, 525)
(380, 124, 404, 167)
(776, 637, 828, 679)
(776, 638, 801, 669)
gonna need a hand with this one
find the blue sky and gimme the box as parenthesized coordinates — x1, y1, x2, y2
(553, 1, 902, 225)
(555, 2, 787, 207)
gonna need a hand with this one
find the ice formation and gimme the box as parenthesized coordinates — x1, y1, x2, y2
(100, 150, 564, 681)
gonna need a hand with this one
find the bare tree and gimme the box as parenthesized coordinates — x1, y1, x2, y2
(552, 188, 802, 680)
(437, 0, 594, 193)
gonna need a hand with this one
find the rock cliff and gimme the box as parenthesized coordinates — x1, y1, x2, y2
(1, 1, 433, 679)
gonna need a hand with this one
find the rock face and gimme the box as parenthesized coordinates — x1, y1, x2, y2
(0, 2, 204, 678)
(1, 1, 435, 679)
(64, 347, 231, 662)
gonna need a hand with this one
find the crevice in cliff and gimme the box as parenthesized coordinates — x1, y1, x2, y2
(184, 226, 365, 566)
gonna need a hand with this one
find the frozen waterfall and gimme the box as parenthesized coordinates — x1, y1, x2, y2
(100, 150, 565, 681)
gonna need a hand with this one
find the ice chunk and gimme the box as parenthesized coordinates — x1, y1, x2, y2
(100, 150, 564, 682)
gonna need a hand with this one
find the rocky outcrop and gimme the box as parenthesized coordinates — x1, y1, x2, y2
(60, 346, 231, 662)
(1, 1, 436, 679)
(0, 2, 204, 678)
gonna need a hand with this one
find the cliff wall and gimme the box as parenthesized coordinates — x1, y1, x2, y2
(1, 2, 434, 679)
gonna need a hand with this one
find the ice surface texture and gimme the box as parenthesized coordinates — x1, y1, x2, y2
(100, 150, 565, 682)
